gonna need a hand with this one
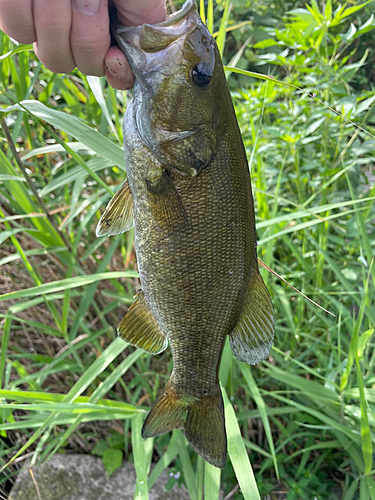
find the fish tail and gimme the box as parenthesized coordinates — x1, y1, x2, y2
(185, 388, 227, 469)
(142, 382, 227, 469)
(141, 380, 187, 438)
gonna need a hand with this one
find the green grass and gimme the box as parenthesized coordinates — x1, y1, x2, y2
(0, 0, 374, 499)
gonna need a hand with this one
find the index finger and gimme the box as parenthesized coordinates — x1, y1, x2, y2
(113, 0, 167, 26)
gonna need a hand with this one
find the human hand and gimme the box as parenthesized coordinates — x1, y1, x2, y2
(0, 0, 166, 89)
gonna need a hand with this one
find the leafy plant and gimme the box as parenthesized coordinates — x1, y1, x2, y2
(92, 430, 125, 476)
(0, 1, 374, 499)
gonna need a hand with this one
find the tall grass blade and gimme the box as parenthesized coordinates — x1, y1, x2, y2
(43, 346, 143, 460)
(199, 0, 206, 24)
(132, 412, 150, 500)
(87, 76, 120, 141)
(345, 172, 375, 284)
(343, 479, 360, 500)
(0, 44, 33, 62)
(204, 461, 221, 500)
(0, 271, 138, 302)
(68, 236, 121, 340)
(222, 387, 261, 500)
(174, 431, 198, 500)
(238, 364, 279, 479)
(2, 100, 125, 168)
(216, 0, 232, 56)
(148, 433, 179, 488)
(0, 338, 128, 469)
(365, 476, 375, 500)
(356, 356, 373, 474)
(207, 0, 214, 33)
(341, 269, 370, 391)
(0, 317, 12, 387)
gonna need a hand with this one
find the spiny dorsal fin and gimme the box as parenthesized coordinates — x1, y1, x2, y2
(96, 180, 134, 237)
(229, 272, 275, 365)
(118, 291, 168, 354)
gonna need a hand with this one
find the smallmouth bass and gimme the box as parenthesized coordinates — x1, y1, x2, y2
(97, 0, 275, 469)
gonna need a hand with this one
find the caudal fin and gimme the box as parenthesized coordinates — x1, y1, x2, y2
(185, 391, 227, 469)
(142, 382, 227, 469)
(141, 382, 186, 437)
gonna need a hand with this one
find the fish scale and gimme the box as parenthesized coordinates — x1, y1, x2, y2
(97, 0, 275, 468)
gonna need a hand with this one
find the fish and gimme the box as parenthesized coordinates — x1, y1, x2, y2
(96, 0, 275, 469)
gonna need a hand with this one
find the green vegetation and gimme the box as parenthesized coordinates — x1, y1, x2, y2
(0, 1, 374, 499)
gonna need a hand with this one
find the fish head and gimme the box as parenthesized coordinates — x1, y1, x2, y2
(113, 0, 230, 177)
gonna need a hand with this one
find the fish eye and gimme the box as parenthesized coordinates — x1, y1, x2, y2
(191, 62, 213, 88)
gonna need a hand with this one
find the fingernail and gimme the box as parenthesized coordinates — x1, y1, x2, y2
(73, 0, 101, 16)
(105, 65, 134, 90)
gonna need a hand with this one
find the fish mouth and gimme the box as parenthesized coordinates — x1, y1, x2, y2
(111, 0, 199, 74)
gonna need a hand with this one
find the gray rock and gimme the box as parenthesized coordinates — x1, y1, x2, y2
(9, 454, 189, 500)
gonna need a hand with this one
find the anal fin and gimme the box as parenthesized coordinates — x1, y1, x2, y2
(96, 179, 134, 237)
(118, 291, 168, 354)
(229, 271, 275, 365)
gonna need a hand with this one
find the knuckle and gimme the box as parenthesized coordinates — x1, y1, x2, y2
(36, 22, 69, 38)
(71, 31, 109, 55)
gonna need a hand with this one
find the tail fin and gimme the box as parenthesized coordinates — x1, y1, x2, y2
(142, 382, 227, 469)
(185, 391, 227, 469)
(141, 381, 187, 437)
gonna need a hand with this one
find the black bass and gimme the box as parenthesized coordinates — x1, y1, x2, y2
(97, 0, 274, 469)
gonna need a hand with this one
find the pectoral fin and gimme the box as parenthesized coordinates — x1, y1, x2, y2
(96, 180, 134, 237)
(229, 272, 275, 365)
(146, 170, 189, 231)
(118, 291, 168, 354)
